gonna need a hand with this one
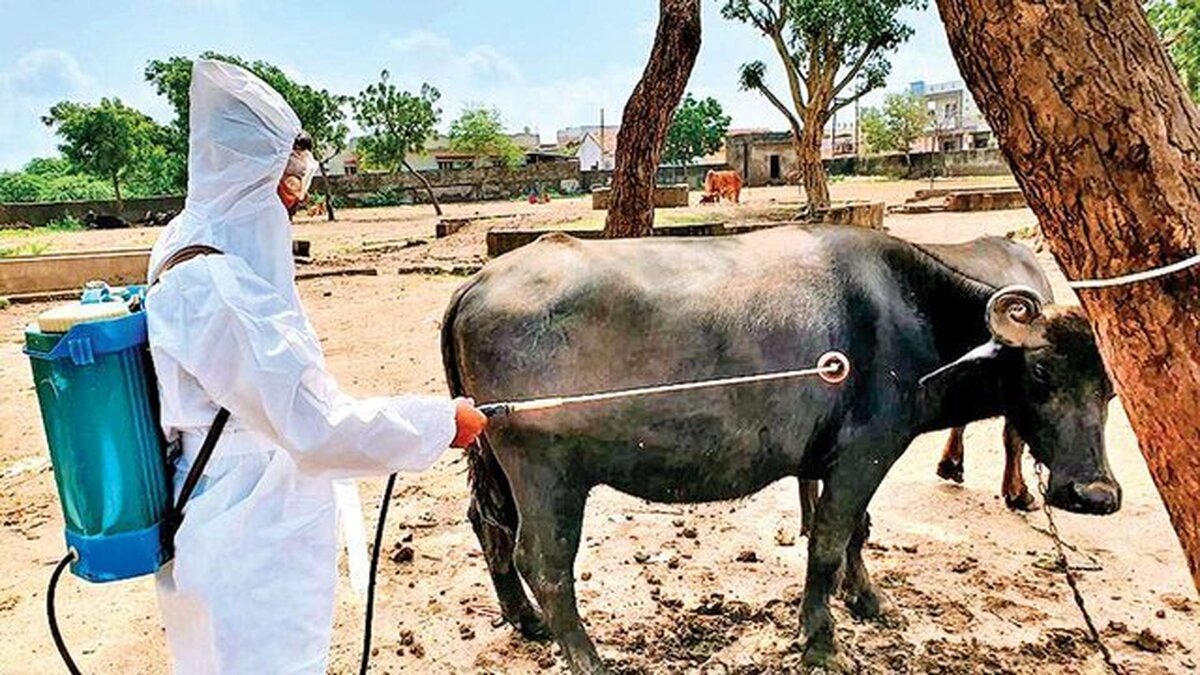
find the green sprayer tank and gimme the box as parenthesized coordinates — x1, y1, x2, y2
(24, 284, 171, 583)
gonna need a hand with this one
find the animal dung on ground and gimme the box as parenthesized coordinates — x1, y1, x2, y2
(774, 526, 796, 547)
(736, 550, 760, 563)
(390, 543, 415, 564)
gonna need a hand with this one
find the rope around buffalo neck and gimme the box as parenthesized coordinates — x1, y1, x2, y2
(1067, 251, 1200, 290)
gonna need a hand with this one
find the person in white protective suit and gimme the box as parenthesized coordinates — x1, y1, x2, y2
(146, 59, 487, 674)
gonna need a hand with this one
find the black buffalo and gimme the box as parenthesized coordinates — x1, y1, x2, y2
(442, 226, 1120, 673)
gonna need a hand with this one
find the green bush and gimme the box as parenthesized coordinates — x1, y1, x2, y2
(46, 215, 85, 231)
(0, 160, 115, 203)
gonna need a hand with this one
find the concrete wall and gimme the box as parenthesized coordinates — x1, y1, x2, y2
(0, 249, 152, 295)
(728, 130, 1012, 186)
(0, 195, 184, 228)
(826, 149, 1011, 181)
(579, 162, 730, 192)
(590, 184, 689, 210)
(324, 161, 582, 204)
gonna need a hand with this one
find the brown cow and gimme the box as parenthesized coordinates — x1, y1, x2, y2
(703, 169, 742, 204)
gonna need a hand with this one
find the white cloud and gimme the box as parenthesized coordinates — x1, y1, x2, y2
(389, 30, 523, 85)
(4, 49, 90, 98)
(390, 29, 453, 55)
(0, 50, 93, 170)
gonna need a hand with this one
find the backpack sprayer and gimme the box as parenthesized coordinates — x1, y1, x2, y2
(26, 280, 850, 674)
(24, 282, 174, 675)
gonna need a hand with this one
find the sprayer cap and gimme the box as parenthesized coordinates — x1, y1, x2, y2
(37, 301, 130, 333)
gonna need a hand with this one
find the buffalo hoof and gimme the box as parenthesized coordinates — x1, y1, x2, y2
(936, 458, 964, 484)
(1005, 489, 1038, 512)
(846, 585, 898, 624)
(802, 645, 854, 674)
(511, 609, 551, 641)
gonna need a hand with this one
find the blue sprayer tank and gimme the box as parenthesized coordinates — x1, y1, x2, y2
(24, 283, 172, 583)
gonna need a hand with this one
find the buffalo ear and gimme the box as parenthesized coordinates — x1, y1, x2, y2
(917, 342, 1005, 428)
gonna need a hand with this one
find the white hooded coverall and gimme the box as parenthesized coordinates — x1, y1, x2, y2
(146, 60, 456, 674)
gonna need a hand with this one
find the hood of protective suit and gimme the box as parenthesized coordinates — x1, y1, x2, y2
(148, 59, 302, 305)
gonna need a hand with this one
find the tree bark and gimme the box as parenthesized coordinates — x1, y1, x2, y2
(318, 160, 336, 222)
(604, 0, 702, 238)
(112, 173, 123, 215)
(401, 158, 443, 217)
(937, 0, 1200, 591)
(798, 110, 830, 210)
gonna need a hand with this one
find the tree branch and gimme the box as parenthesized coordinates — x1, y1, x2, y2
(830, 43, 880, 100)
(749, 82, 803, 135)
(752, 0, 778, 32)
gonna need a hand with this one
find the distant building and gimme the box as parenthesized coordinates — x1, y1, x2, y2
(908, 80, 994, 152)
(822, 119, 857, 158)
(725, 130, 797, 186)
(323, 137, 361, 176)
(575, 129, 619, 171)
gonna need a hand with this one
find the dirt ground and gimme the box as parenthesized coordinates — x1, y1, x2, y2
(1, 180, 1197, 674)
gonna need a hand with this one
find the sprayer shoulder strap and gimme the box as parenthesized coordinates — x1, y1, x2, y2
(156, 244, 229, 535)
(172, 408, 230, 521)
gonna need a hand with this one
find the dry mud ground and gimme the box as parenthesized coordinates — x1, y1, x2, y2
(1, 180, 1197, 674)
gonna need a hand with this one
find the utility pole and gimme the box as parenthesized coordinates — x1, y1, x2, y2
(854, 97, 861, 156)
(600, 108, 606, 170)
(831, 109, 837, 157)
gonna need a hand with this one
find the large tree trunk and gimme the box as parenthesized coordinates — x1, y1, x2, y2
(937, 0, 1200, 591)
(401, 158, 443, 217)
(797, 113, 830, 210)
(604, 0, 701, 238)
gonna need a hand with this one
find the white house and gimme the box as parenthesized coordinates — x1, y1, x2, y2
(576, 130, 618, 171)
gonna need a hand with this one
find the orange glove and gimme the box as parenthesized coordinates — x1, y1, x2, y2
(452, 397, 488, 448)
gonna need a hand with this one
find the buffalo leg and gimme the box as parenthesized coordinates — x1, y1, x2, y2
(798, 480, 819, 537)
(510, 478, 605, 674)
(802, 445, 897, 672)
(936, 426, 966, 483)
(467, 499, 548, 639)
(840, 511, 891, 621)
(1001, 420, 1037, 511)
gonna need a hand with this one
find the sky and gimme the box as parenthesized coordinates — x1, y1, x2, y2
(0, 1, 962, 171)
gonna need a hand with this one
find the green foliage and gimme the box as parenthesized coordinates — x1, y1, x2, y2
(722, 0, 924, 122)
(860, 92, 929, 154)
(46, 215, 85, 231)
(663, 93, 731, 166)
(1148, 0, 1200, 101)
(41, 98, 162, 205)
(0, 146, 184, 204)
(448, 105, 525, 168)
(352, 71, 442, 172)
(0, 157, 116, 203)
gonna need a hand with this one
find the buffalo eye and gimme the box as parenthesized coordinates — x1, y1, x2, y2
(1031, 363, 1051, 385)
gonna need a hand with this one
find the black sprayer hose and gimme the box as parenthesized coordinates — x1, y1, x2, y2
(360, 472, 397, 675)
(47, 550, 83, 675)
